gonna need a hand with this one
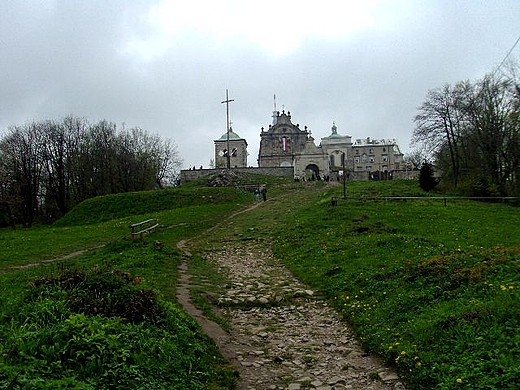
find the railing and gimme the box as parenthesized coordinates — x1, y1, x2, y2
(338, 196, 520, 206)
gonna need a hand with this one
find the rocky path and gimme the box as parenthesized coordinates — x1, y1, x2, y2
(177, 238, 405, 390)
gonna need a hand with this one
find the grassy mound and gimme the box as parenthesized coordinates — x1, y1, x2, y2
(55, 186, 251, 226)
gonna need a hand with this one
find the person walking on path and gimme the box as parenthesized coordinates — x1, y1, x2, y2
(260, 186, 267, 201)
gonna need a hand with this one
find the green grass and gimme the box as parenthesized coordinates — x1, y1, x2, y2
(0, 185, 252, 389)
(54, 186, 252, 226)
(1, 178, 519, 389)
(0, 187, 252, 268)
(0, 243, 237, 389)
(270, 181, 520, 389)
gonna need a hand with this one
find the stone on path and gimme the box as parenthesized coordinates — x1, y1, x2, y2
(181, 241, 405, 390)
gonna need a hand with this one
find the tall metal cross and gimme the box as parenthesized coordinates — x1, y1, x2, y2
(221, 89, 234, 169)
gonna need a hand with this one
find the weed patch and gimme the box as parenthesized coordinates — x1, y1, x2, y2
(0, 263, 235, 389)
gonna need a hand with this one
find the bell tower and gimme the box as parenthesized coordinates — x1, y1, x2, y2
(214, 128, 248, 168)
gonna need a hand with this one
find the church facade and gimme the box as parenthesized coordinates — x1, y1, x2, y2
(202, 108, 406, 183)
(257, 110, 404, 180)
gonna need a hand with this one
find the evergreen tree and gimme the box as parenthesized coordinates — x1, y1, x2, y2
(419, 162, 438, 192)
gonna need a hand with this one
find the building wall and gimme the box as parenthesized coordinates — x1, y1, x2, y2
(180, 166, 294, 183)
(293, 146, 327, 180)
(351, 140, 403, 174)
(204, 111, 406, 182)
(180, 166, 416, 184)
(214, 138, 248, 168)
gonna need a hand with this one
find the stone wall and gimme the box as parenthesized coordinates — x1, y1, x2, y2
(180, 166, 294, 183)
(348, 169, 419, 181)
(393, 169, 419, 180)
(180, 166, 417, 184)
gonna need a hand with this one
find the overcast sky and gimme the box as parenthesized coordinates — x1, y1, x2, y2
(1, 1, 519, 169)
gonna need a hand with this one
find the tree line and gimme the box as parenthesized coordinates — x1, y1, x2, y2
(412, 62, 520, 196)
(0, 116, 182, 227)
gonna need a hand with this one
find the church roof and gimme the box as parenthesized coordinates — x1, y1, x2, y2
(321, 122, 350, 140)
(216, 128, 243, 141)
(323, 133, 347, 140)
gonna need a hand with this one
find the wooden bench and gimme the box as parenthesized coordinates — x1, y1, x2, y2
(129, 218, 159, 239)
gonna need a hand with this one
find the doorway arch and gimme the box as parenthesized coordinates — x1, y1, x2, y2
(305, 164, 320, 180)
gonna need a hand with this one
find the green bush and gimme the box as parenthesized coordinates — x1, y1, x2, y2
(0, 265, 234, 389)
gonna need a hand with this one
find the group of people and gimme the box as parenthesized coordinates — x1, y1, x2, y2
(254, 186, 267, 201)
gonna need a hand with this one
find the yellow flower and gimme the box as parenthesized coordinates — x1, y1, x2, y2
(456, 378, 463, 384)
(500, 285, 507, 291)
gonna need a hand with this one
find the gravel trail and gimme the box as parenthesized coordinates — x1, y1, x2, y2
(177, 238, 405, 390)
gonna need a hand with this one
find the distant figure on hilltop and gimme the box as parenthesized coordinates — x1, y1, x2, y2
(261, 186, 267, 201)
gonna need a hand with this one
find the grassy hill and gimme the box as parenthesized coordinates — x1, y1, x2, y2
(54, 186, 252, 226)
(0, 184, 254, 389)
(0, 177, 519, 389)
(188, 179, 520, 389)
(272, 181, 520, 389)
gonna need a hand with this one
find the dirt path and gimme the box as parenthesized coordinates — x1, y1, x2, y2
(176, 201, 405, 390)
(7, 244, 105, 271)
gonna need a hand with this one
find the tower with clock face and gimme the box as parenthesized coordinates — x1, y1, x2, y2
(214, 127, 248, 168)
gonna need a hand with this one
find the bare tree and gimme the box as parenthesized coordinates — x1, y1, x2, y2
(465, 74, 519, 194)
(412, 83, 465, 186)
(83, 120, 118, 197)
(0, 123, 45, 226)
(0, 115, 184, 223)
(153, 136, 182, 188)
(405, 149, 429, 170)
(413, 62, 520, 196)
(41, 120, 68, 216)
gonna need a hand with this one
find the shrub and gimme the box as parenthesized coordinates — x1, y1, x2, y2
(0, 266, 233, 389)
(418, 162, 438, 192)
